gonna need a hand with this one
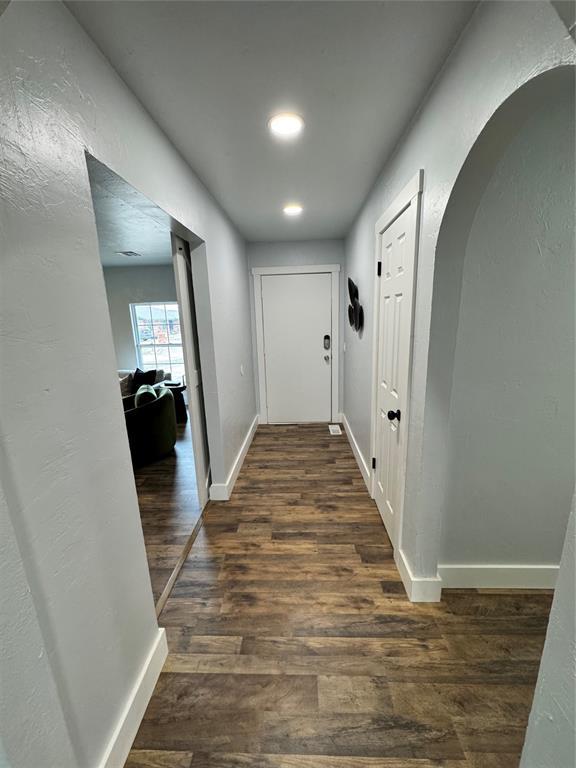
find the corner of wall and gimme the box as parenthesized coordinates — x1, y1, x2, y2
(395, 548, 442, 603)
(98, 628, 168, 768)
(342, 413, 371, 491)
(520, 500, 575, 767)
(209, 413, 258, 501)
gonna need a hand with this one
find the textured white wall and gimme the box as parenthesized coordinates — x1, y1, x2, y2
(103, 266, 178, 370)
(439, 79, 574, 566)
(0, 486, 77, 767)
(521, 499, 576, 767)
(0, 1, 255, 765)
(343, 0, 575, 577)
(247, 240, 345, 414)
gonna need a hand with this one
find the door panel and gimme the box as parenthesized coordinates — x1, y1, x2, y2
(262, 272, 332, 423)
(172, 235, 210, 508)
(373, 203, 418, 546)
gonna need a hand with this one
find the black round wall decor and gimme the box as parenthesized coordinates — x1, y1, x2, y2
(348, 304, 355, 327)
(348, 277, 358, 304)
(347, 278, 364, 333)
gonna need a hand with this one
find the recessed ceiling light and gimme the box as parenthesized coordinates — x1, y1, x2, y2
(269, 112, 304, 139)
(283, 203, 303, 217)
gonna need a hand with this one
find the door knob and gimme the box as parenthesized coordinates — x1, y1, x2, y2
(324, 354, 330, 363)
(387, 409, 401, 422)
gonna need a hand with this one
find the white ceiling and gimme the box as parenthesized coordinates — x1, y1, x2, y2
(69, 1, 478, 242)
(87, 154, 174, 266)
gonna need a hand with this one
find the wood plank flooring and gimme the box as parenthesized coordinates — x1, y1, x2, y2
(126, 424, 552, 768)
(134, 422, 202, 606)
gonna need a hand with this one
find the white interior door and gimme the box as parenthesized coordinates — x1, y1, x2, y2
(373, 201, 418, 546)
(261, 272, 332, 423)
(172, 235, 210, 508)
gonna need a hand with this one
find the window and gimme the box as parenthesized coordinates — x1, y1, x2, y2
(130, 302, 186, 383)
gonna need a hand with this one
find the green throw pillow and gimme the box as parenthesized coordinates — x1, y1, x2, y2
(134, 384, 157, 408)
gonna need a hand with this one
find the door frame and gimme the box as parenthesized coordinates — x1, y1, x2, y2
(369, 170, 423, 548)
(172, 234, 210, 509)
(252, 264, 341, 424)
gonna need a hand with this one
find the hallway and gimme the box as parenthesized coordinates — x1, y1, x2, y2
(126, 425, 552, 767)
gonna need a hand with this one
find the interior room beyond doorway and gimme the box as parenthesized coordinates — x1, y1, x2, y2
(86, 154, 209, 610)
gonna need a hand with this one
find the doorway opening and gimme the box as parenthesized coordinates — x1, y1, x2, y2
(85, 154, 211, 613)
(427, 66, 575, 593)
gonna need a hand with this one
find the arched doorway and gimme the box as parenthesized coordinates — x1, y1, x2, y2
(422, 66, 574, 590)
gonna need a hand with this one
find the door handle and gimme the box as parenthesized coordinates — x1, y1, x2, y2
(387, 409, 401, 422)
(324, 354, 330, 363)
(323, 334, 331, 350)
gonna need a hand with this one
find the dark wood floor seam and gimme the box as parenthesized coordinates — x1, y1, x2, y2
(155, 506, 211, 618)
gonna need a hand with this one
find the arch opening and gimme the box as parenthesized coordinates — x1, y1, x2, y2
(423, 66, 575, 587)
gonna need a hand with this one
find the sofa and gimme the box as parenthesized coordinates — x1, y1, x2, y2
(122, 386, 177, 467)
(118, 368, 171, 397)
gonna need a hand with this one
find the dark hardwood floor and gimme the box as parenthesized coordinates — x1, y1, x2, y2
(134, 421, 202, 607)
(126, 424, 552, 768)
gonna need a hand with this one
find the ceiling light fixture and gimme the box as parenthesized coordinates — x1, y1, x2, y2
(269, 112, 304, 139)
(283, 203, 303, 217)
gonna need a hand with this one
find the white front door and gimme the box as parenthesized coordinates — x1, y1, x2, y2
(261, 272, 332, 423)
(373, 201, 418, 546)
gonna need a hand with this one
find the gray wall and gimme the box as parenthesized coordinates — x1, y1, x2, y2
(248, 240, 345, 271)
(343, 0, 575, 578)
(0, 1, 255, 765)
(521, 499, 576, 767)
(247, 240, 345, 414)
(439, 80, 574, 566)
(0, 484, 76, 767)
(103, 265, 177, 370)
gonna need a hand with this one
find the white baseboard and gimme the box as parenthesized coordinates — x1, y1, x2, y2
(98, 627, 168, 768)
(395, 547, 442, 602)
(342, 414, 371, 492)
(439, 563, 559, 589)
(209, 415, 259, 501)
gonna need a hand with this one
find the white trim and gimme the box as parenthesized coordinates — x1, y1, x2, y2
(253, 273, 268, 422)
(395, 547, 442, 603)
(98, 628, 168, 768)
(209, 415, 258, 501)
(251, 264, 341, 276)
(439, 563, 559, 590)
(375, 169, 424, 236)
(329, 269, 340, 423)
(252, 264, 341, 424)
(342, 414, 370, 492)
(172, 235, 209, 509)
(369, 170, 424, 545)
